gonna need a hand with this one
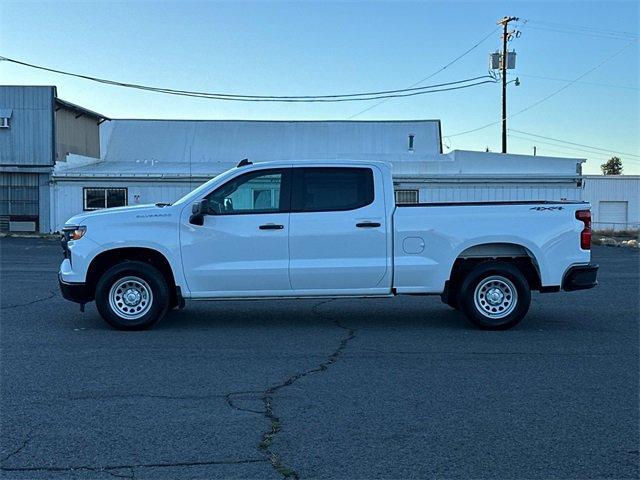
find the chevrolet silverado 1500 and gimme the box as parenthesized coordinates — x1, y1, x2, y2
(59, 160, 598, 330)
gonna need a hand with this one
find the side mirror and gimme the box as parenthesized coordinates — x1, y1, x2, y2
(189, 199, 209, 226)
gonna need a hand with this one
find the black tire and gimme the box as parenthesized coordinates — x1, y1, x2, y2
(458, 261, 530, 330)
(95, 261, 169, 330)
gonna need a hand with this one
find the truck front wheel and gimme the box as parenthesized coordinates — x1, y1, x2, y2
(458, 262, 531, 330)
(95, 261, 169, 330)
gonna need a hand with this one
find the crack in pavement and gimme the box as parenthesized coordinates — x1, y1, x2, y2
(1, 430, 264, 478)
(1, 458, 266, 476)
(225, 299, 356, 479)
(105, 467, 136, 479)
(1, 290, 58, 310)
(66, 392, 229, 402)
(1, 434, 32, 463)
(359, 348, 627, 356)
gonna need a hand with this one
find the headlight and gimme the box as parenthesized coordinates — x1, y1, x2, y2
(63, 225, 87, 241)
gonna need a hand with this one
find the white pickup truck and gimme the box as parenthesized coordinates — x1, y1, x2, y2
(59, 159, 598, 331)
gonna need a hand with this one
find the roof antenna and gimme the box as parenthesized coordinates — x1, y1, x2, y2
(237, 158, 252, 167)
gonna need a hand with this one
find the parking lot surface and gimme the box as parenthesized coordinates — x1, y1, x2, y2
(1, 237, 638, 479)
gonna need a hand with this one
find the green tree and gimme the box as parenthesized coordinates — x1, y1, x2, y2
(601, 156, 623, 175)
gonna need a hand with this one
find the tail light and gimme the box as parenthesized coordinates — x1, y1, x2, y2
(576, 210, 591, 250)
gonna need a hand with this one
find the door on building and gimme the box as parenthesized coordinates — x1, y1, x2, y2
(598, 201, 628, 231)
(180, 168, 292, 297)
(0, 173, 39, 232)
(288, 166, 389, 293)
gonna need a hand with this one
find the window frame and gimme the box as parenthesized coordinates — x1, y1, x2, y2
(290, 167, 375, 213)
(83, 187, 128, 211)
(204, 168, 291, 216)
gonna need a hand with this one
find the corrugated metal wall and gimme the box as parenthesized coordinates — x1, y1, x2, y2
(0, 86, 54, 167)
(0, 172, 48, 232)
(419, 184, 582, 203)
(51, 178, 583, 232)
(0, 173, 39, 216)
(583, 176, 640, 230)
(100, 120, 442, 164)
(55, 107, 100, 162)
(52, 180, 197, 230)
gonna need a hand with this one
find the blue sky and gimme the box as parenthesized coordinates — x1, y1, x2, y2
(1, 0, 638, 173)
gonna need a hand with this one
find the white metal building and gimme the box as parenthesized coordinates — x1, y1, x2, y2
(50, 119, 589, 232)
(582, 175, 640, 231)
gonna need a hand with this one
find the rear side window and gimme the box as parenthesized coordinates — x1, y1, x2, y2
(292, 167, 374, 212)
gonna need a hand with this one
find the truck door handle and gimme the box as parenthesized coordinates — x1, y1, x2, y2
(259, 224, 284, 230)
(356, 222, 381, 228)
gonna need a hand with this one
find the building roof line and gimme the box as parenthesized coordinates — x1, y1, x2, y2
(582, 175, 640, 179)
(106, 118, 442, 123)
(55, 98, 109, 121)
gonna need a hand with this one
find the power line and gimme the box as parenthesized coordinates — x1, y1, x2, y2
(507, 133, 620, 158)
(517, 144, 609, 160)
(525, 19, 639, 39)
(508, 129, 640, 158)
(445, 39, 638, 138)
(525, 25, 639, 41)
(508, 134, 640, 164)
(0, 55, 496, 102)
(518, 73, 639, 91)
(347, 27, 501, 118)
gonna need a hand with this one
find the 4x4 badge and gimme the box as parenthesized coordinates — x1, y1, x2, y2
(530, 206, 564, 211)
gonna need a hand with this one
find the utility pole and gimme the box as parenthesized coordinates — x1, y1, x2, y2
(498, 16, 519, 153)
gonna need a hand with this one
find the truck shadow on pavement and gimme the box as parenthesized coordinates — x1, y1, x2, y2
(154, 297, 485, 332)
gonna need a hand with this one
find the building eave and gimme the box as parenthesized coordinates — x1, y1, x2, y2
(55, 98, 109, 121)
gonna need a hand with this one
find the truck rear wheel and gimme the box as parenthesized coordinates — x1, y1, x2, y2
(458, 262, 530, 330)
(95, 261, 169, 330)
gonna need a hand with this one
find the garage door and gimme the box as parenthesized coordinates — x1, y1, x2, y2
(0, 173, 39, 232)
(598, 201, 628, 230)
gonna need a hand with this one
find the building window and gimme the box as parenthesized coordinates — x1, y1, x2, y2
(395, 189, 419, 204)
(83, 188, 128, 211)
(0, 108, 12, 129)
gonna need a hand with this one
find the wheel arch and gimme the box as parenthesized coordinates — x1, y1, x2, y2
(86, 247, 178, 303)
(446, 242, 543, 295)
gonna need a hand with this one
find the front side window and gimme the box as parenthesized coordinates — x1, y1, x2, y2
(205, 169, 286, 215)
(83, 188, 128, 210)
(292, 167, 374, 212)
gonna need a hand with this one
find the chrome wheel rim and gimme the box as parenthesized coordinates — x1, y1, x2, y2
(474, 275, 518, 320)
(108, 276, 153, 320)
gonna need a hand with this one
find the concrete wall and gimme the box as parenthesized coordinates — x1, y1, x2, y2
(55, 107, 100, 162)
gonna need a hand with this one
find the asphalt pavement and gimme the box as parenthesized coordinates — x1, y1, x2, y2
(1, 237, 638, 479)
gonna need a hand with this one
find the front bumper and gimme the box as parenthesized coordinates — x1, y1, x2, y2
(59, 275, 94, 304)
(562, 264, 599, 291)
